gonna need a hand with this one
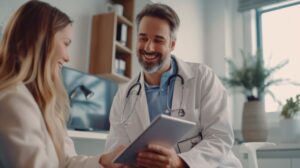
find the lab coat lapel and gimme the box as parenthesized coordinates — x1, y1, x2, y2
(135, 73, 151, 130)
(171, 57, 195, 120)
(124, 73, 150, 142)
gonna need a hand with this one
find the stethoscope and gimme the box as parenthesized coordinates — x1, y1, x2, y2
(119, 58, 185, 125)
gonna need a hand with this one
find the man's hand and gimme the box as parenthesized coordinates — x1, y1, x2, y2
(136, 144, 188, 168)
(99, 145, 132, 168)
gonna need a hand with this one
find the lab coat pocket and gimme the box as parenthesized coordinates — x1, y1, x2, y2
(174, 108, 202, 153)
(176, 132, 202, 153)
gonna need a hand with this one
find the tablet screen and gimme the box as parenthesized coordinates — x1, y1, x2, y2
(113, 114, 196, 165)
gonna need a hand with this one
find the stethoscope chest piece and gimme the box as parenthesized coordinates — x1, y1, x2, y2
(178, 109, 185, 117)
(165, 108, 185, 117)
(165, 109, 172, 115)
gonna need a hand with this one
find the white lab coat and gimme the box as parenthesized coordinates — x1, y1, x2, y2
(105, 57, 242, 168)
(0, 84, 101, 168)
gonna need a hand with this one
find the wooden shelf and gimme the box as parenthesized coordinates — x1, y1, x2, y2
(67, 130, 108, 140)
(100, 72, 130, 83)
(115, 41, 132, 54)
(117, 15, 133, 27)
(89, 0, 135, 83)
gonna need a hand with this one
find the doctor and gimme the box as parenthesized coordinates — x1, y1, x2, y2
(104, 3, 242, 168)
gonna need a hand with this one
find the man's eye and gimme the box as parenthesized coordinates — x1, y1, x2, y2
(154, 39, 163, 43)
(139, 37, 147, 42)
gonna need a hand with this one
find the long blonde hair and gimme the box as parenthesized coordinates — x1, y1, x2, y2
(0, 0, 72, 162)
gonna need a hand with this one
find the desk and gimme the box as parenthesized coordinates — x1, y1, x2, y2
(68, 130, 108, 140)
(257, 143, 300, 159)
(233, 143, 300, 168)
(68, 130, 108, 155)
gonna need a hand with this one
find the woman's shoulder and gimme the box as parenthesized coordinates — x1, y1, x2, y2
(0, 83, 33, 104)
(0, 84, 59, 168)
(0, 83, 41, 121)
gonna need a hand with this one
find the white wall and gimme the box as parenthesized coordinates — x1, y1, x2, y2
(131, 0, 152, 77)
(203, 0, 229, 76)
(161, 0, 204, 63)
(0, 0, 25, 36)
(42, 0, 111, 72)
(201, 0, 253, 130)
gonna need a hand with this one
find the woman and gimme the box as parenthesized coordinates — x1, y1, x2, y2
(0, 1, 123, 167)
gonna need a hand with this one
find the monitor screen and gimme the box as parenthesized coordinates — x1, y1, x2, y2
(61, 67, 118, 131)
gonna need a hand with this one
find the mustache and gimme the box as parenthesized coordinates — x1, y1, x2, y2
(139, 50, 161, 57)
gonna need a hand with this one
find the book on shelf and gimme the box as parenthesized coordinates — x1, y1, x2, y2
(116, 23, 128, 46)
(115, 58, 126, 76)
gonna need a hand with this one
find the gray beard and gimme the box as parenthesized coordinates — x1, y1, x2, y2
(140, 56, 170, 74)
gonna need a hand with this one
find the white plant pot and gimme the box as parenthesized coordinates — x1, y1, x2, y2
(279, 118, 300, 143)
(242, 101, 268, 142)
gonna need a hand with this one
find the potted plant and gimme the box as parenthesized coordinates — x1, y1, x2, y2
(279, 94, 300, 143)
(222, 50, 288, 142)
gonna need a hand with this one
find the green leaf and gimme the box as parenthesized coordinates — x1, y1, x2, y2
(220, 49, 294, 102)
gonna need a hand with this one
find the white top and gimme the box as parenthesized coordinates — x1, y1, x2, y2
(0, 84, 101, 168)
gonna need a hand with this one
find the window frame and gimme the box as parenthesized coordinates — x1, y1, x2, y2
(255, 1, 300, 112)
(256, 1, 300, 50)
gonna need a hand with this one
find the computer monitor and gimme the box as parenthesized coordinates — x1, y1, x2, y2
(61, 67, 118, 131)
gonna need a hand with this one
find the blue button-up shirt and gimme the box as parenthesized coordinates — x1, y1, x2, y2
(145, 58, 177, 121)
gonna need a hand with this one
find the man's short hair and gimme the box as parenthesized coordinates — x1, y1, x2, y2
(136, 3, 180, 40)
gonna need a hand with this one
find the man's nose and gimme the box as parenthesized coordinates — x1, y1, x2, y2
(144, 40, 155, 52)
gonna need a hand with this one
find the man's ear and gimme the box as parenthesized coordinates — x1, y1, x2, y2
(170, 39, 176, 51)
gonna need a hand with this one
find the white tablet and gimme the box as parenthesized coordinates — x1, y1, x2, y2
(113, 114, 196, 165)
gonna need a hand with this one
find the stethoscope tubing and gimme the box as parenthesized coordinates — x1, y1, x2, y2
(121, 57, 185, 124)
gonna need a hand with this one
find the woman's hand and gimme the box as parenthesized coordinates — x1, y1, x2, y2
(99, 145, 131, 168)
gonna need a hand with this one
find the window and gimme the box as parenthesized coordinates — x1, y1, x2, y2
(257, 2, 300, 112)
